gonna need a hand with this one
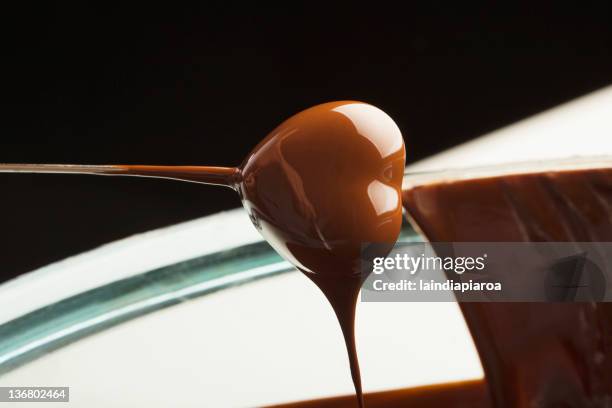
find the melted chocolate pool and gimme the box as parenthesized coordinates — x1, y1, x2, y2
(401, 167, 612, 408)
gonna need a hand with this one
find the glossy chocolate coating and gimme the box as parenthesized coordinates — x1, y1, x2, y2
(239, 101, 405, 278)
(238, 101, 405, 407)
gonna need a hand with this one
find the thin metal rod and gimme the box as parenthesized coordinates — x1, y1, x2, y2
(0, 164, 241, 188)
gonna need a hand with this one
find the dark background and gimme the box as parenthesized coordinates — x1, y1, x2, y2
(2, 6, 612, 281)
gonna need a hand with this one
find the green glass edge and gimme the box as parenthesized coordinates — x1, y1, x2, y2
(0, 222, 420, 376)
